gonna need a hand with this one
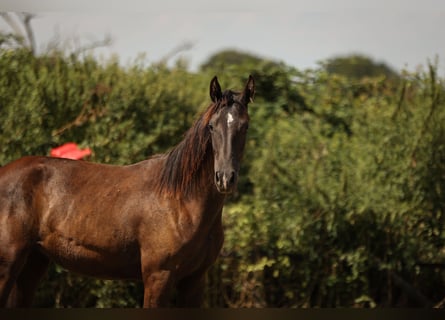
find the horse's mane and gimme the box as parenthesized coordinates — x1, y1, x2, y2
(157, 90, 236, 198)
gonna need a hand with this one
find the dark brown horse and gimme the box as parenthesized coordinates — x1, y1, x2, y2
(0, 75, 255, 307)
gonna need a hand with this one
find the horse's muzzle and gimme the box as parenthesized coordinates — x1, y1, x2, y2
(215, 170, 236, 193)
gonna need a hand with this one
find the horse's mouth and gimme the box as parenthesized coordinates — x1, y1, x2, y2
(216, 186, 234, 194)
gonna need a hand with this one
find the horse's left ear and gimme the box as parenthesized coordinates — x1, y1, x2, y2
(241, 75, 255, 106)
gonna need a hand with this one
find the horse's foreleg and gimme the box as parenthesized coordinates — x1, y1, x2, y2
(176, 272, 206, 307)
(142, 269, 174, 308)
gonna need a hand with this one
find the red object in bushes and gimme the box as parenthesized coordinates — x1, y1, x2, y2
(50, 143, 92, 160)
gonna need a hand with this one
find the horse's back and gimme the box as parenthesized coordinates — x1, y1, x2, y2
(0, 155, 83, 217)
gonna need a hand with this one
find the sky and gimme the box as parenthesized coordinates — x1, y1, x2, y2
(1, 0, 445, 72)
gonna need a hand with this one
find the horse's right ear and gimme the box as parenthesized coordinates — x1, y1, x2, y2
(210, 76, 222, 102)
(241, 75, 255, 106)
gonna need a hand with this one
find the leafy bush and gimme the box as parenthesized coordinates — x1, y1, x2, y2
(216, 63, 445, 307)
(1, 46, 445, 307)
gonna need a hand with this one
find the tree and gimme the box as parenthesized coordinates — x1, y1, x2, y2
(322, 54, 398, 80)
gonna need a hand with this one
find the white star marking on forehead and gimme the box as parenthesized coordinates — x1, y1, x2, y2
(227, 112, 234, 126)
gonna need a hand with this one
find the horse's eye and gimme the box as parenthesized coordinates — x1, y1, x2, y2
(208, 123, 214, 131)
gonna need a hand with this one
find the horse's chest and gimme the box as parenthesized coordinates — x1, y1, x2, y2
(174, 225, 224, 277)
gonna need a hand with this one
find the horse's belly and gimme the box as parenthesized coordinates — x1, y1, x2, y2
(37, 233, 141, 280)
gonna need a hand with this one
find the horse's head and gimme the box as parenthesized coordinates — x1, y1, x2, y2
(207, 75, 255, 194)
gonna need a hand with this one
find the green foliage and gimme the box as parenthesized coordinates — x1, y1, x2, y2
(322, 54, 399, 80)
(200, 49, 267, 73)
(0, 49, 205, 166)
(216, 62, 445, 307)
(1, 46, 445, 307)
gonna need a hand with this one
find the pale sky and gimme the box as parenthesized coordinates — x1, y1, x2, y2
(1, 0, 445, 72)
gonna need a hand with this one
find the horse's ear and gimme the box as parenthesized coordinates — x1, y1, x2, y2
(210, 76, 222, 102)
(241, 75, 255, 105)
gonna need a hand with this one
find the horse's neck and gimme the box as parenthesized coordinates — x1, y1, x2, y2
(157, 124, 226, 228)
(182, 155, 226, 230)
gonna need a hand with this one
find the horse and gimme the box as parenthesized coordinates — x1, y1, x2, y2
(0, 75, 255, 307)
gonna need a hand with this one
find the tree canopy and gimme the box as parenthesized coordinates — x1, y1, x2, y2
(322, 54, 399, 80)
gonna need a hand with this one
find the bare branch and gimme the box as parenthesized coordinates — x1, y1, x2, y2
(0, 12, 26, 42)
(20, 12, 37, 54)
(159, 41, 194, 64)
(71, 34, 113, 56)
(390, 271, 434, 307)
(0, 12, 37, 53)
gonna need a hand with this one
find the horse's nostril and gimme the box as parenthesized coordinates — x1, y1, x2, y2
(215, 171, 236, 190)
(229, 171, 236, 185)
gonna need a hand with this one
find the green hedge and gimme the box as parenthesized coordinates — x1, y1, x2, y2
(1, 48, 444, 307)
